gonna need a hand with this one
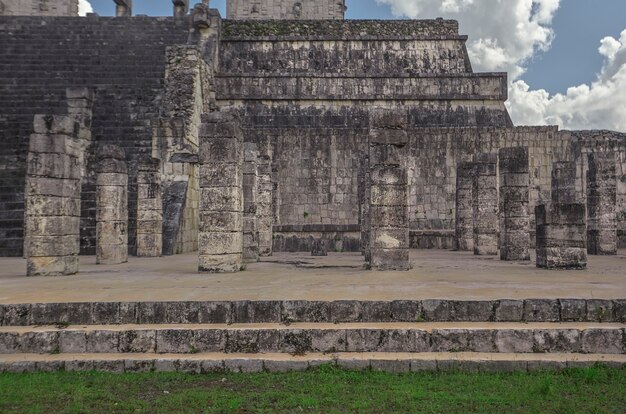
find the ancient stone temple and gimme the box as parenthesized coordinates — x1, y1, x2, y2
(0, 0, 625, 376)
(0, 0, 624, 270)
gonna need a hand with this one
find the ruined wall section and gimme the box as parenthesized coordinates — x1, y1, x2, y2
(0, 16, 189, 256)
(218, 20, 509, 130)
(227, 0, 345, 20)
(0, 0, 78, 16)
(154, 46, 215, 255)
(216, 20, 509, 251)
(562, 130, 626, 248)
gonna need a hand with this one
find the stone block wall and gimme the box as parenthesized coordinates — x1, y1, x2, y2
(0, 0, 78, 16)
(0, 16, 189, 257)
(227, 0, 345, 20)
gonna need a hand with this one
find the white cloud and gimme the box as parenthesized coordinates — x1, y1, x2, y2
(376, 0, 626, 132)
(376, 0, 560, 78)
(507, 30, 626, 132)
(78, 0, 93, 16)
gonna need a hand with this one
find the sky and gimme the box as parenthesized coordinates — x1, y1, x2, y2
(84, 0, 626, 132)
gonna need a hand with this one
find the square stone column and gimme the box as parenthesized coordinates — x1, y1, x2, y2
(367, 116, 410, 271)
(455, 162, 475, 252)
(114, 0, 132, 17)
(472, 153, 498, 256)
(536, 203, 587, 270)
(551, 161, 577, 204)
(24, 115, 84, 276)
(243, 142, 259, 263)
(198, 112, 244, 273)
(536, 161, 587, 270)
(136, 158, 163, 257)
(172, 0, 189, 17)
(499, 147, 530, 261)
(96, 146, 128, 265)
(256, 140, 274, 257)
(587, 152, 617, 255)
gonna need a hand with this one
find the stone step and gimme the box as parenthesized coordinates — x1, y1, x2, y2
(2, 298, 625, 326)
(1, 323, 624, 355)
(0, 352, 624, 374)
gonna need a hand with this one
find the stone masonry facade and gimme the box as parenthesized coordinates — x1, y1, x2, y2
(0, 0, 78, 16)
(227, 0, 346, 20)
(0, 1, 624, 274)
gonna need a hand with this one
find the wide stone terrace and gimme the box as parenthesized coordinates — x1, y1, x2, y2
(0, 250, 624, 304)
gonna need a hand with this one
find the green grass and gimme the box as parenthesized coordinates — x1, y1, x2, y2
(0, 365, 625, 413)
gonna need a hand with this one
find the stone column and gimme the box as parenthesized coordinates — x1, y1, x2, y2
(587, 152, 617, 255)
(359, 148, 371, 260)
(114, 0, 132, 17)
(499, 147, 530, 261)
(96, 146, 128, 265)
(243, 142, 259, 263)
(198, 112, 244, 273)
(367, 117, 410, 271)
(136, 158, 163, 257)
(24, 115, 84, 276)
(172, 0, 189, 17)
(472, 153, 498, 256)
(455, 162, 475, 251)
(257, 140, 274, 257)
(536, 162, 587, 270)
(551, 161, 577, 204)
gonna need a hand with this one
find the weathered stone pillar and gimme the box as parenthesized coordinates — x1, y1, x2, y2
(114, 0, 132, 17)
(359, 148, 371, 260)
(24, 115, 84, 276)
(551, 161, 577, 204)
(198, 112, 244, 273)
(257, 140, 274, 257)
(499, 147, 530, 261)
(536, 162, 587, 270)
(455, 162, 475, 251)
(587, 152, 618, 255)
(367, 115, 410, 271)
(136, 158, 163, 257)
(172, 0, 189, 17)
(243, 142, 259, 263)
(472, 153, 498, 256)
(96, 146, 128, 265)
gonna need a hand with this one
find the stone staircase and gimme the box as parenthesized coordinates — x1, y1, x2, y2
(1, 299, 624, 373)
(0, 16, 189, 257)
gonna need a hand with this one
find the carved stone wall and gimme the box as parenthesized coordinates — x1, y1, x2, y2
(0, 0, 78, 16)
(227, 0, 345, 20)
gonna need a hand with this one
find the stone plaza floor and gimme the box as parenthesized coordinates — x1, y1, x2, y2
(0, 250, 624, 304)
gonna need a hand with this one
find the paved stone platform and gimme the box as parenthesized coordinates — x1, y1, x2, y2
(0, 250, 624, 304)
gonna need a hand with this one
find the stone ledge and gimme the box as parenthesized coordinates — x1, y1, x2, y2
(215, 73, 508, 101)
(0, 352, 624, 373)
(222, 19, 460, 39)
(1, 299, 624, 326)
(1, 323, 624, 355)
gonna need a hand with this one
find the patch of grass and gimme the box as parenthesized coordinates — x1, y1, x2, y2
(0, 365, 625, 413)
